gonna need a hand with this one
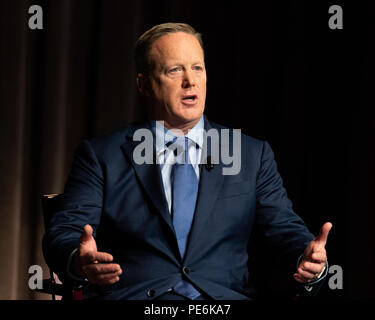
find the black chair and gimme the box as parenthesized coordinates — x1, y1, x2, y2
(37, 194, 83, 300)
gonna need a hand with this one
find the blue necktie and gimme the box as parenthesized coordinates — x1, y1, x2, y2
(171, 137, 201, 299)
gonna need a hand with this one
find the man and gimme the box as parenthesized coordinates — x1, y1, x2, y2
(43, 23, 332, 300)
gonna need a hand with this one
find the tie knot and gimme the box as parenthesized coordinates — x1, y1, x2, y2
(166, 137, 189, 164)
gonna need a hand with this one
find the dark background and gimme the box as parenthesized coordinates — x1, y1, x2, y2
(0, 0, 374, 299)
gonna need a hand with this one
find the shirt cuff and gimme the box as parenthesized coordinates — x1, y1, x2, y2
(66, 248, 89, 283)
(296, 255, 328, 291)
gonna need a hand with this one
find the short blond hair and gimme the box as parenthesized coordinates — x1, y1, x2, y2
(134, 22, 204, 74)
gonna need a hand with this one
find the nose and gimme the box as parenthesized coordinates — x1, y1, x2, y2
(182, 70, 195, 88)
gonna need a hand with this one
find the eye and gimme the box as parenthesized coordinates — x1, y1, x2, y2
(193, 65, 203, 71)
(168, 66, 182, 74)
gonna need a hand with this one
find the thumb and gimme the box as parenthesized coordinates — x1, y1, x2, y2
(80, 224, 94, 244)
(315, 222, 332, 248)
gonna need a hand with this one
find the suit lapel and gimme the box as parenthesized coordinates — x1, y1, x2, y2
(120, 122, 174, 233)
(120, 118, 226, 262)
(184, 118, 225, 261)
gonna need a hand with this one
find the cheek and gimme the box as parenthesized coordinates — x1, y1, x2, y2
(198, 78, 207, 94)
(164, 87, 182, 108)
(156, 81, 179, 101)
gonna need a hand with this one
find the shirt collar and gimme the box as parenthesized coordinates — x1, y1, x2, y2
(152, 115, 205, 156)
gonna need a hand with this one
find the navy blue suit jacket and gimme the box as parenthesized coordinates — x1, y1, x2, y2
(42, 116, 314, 300)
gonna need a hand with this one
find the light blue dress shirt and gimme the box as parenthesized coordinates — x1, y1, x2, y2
(152, 115, 205, 214)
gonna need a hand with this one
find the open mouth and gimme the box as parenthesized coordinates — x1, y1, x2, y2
(181, 94, 198, 104)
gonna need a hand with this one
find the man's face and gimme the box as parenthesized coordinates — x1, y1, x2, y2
(139, 32, 207, 130)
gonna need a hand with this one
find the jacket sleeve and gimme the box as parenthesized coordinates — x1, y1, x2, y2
(254, 141, 314, 272)
(42, 140, 104, 282)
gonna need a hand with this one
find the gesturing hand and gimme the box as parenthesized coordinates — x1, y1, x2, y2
(294, 222, 332, 283)
(73, 224, 122, 285)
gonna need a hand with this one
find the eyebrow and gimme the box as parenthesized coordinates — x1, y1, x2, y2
(164, 61, 204, 69)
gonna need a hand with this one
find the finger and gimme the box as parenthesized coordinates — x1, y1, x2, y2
(92, 251, 114, 263)
(293, 273, 306, 283)
(80, 224, 94, 243)
(88, 273, 120, 285)
(82, 251, 114, 265)
(83, 251, 97, 264)
(294, 273, 316, 284)
(296, 267, 316, 281)
(85, 270, 120, 281)
(300, 261, 325, 274)
(83, 263, 122, 275)
(83, 265, 122, 284)
(294, 272, 312, 283)
(311, 251, 327, 263)
(316, 222, 332, 242)
(315, 222, 332, 247)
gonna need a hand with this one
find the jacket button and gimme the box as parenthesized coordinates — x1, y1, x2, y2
(147, 289, 155, 298)
(183, 266, 191, 275)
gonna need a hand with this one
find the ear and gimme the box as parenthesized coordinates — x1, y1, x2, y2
(136, 73, 150, 97)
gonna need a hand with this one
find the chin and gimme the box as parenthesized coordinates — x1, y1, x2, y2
(179, 107, 203, 121)
(176, 112, 202, 126)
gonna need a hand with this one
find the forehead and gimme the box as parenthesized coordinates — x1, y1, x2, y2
(149, 32, 204, 65)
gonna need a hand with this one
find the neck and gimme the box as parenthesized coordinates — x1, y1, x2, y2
(148, 114, 201, 135)
(163, 119, 199, 135)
